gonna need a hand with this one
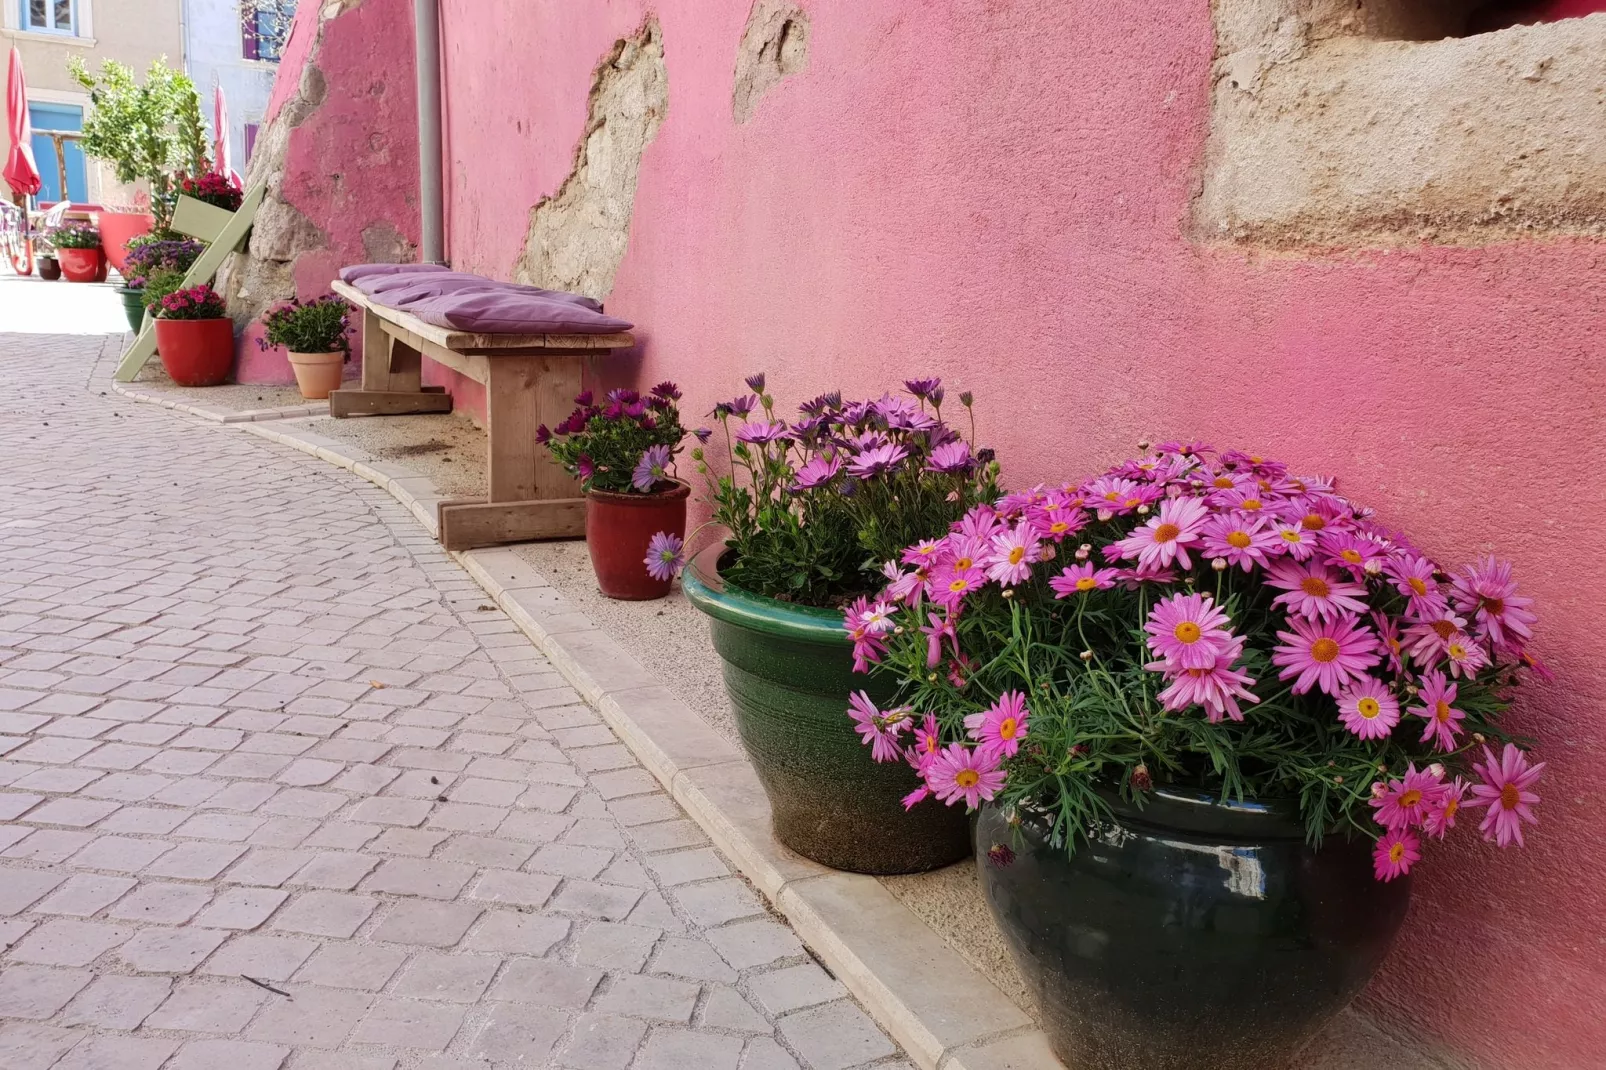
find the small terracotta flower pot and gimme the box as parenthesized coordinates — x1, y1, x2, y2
(57, 247, 103, 283)
(584, 481, 690, 600)
(288, 350, 345, 399)
(37, 256, 61, 281)
(154, 318, 234, 386)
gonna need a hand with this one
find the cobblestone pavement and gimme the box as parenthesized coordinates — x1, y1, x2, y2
(0, 326, 911, 1070)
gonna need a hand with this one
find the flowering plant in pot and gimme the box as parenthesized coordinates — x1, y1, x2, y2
(153, 283, 234, 387)
(850, 441, 1547, 1070)
(257, 294, 353, 400)
(670, 375, 1002, 873)
(538, 383, 689, 600)
(178, 170, 244, 213)
(50, 221, 104, 283)
(118, 237, 204, 330)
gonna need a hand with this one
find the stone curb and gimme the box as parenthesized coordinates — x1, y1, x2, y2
(110, 380, 329, 424)
(217, 416, 1064, 1070)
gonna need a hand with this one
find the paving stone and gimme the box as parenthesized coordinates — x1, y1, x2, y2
(9, 919, 134, 966)
(369, 900, 482, 947)
(550, 880, 644, 921)
(461, 908, 570, 955)
(247, 987, 373, 1046)
(572, 921, 661, 972)
(739, 1037, 802, 1070)
(469, 868, 560, 908)
(290, 851, 380, 890)
(59, 975, 172, 1029)
(528, 842, 617, 880)
(193, 885, 290, 929)
(701, 985, 772, 1033)
(364, 857, 475, 899)
(198, 934, 318, 981)
(165, 1039, 290, 1070)
(0, 865, 66, 913)
(52, 1035, 180, 1070)
(649, 936, 739, 984)
(774, 1001, 897, 1070)
(144, 840, 247, 879)
(0, 1022, 85, 1069)
(0, 965, 93, 1018)
(748, 963, 849, 1016)
(350, 996, 467, 1050)
(146, 980, 267, 1032)
(294, 941, 410, 990)
(708, 919, 806, 970)
(636, 1028, 745, 1070)
(116, 926, 229, 973)
(487, 958, 603, 1008)
(272, 891, 378, 938)
(557, 1012, 649, 1070)
(392, 951, 503, 1002)
(21, 797, 120, 827)
(370, 827, 451, 856)
(35, 873, 137, 916)
(645, 847, 730, 886)
(595, 972, 700, 1022)
(463, 1001, 570, 1065)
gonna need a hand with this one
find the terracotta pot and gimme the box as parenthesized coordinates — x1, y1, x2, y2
(288, 350, 345, 399)
(37, 256, 61, 281)
(97, 212, 154, 272)
(977, 792, 1410, 1070)
(683, 545, 972, 874)
(584, 481, 690, 600)
(57, 247, 103, 283)
(154, 318, 234, 387)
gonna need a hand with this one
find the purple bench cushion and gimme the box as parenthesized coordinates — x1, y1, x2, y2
(406, 290, 634, 334)
(364, 271, 605, 312)
(338, 263, 451, 283)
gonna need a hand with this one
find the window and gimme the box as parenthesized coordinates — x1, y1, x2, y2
(241, 0, 291, 62)
(23, 0, 77, 34)
(28, 102, 87, 204)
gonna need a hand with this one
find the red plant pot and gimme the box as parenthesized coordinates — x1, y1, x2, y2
(585, 481, 691, 600)
(97, 211, 154, 273)
(57, 247, 104, 283)
(154, 318, 235, 387)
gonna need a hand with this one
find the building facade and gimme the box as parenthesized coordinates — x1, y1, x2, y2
(182, 0, 290, 176)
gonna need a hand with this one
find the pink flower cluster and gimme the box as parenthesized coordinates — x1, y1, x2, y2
(850, 688, 1026, 812)
(847, 442, 1548, 880)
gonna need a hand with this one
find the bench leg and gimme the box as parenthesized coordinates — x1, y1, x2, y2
(438, 498, 586, 551)
(486, 356, 583, 504)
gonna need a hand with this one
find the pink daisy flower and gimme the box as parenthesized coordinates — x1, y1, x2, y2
(901, 783, 931, 811)
(1449, 556, 1537, 655)
(1371, 610, 1407, 674)
(925, 744, 1006, 810)
(1337, 676, 1401, 739)
(1144, 592, 1237, 670)
(1201, 469, 1252, 493)
(1271, 522, 1316, 561)
(1026, 492, 1087, 542)
(1049, 563, 1120, 597)
(1198, 512, 1279, 572)
(1154, 652, 1259, 723)
(1291, 495, 1356, 535)
(1373, 828, 1421, 882)
(907, 714, 943, 773)
(944, 534, 990, 574)
(1410, 670, 1464, 752)
(964, 691, 1030, 758)
(957, 505, 1002, 540)
(1443, 633, 1490, 679)
(985, 523, 1041, 586)
(1113, 496, 1210, 574)
(881, 563, 926, 605)
(1319, 530, 1387, 576)
(931, 565, 984, 610)
(1401, 610, 1468, 663)
(847, 691, 909, 764)
(1083, 476, 1152, 516)
(842, 597, 889, 672)
(1113, 566, 1180, 590)
(1273, 615, 1381, 697)
(920, 612, 959, 668)
(1209, 486, 1272, 514)
(1369, 764, 1445, 831)
(1466, 744, 1545, 847)
(791, 454, 842, 491)
(1265, 560, 1371, 623)
(1423, 777, 1467, 839)
(1385, 555, 1448, 618)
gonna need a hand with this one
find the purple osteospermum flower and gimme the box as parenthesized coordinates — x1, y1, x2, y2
(650, 380, 681, 401)
(644, 532, 686, 582)
(632, 444, 673, 492)
(744, 372, 766, 394)
(848, 444, 910, 480)
(904, 378, 941, 399)
(576, 454, 595, 481)
(734, 421, 789, 445)
(692, 426, 712, 443)
(728, 395, 758, 418)
(792, 454, 842, 491)
(926, 441, 973, 474)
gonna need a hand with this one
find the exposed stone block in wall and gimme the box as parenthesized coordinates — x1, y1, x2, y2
(513, 19, 668, 300)
(733, 0, 811, 124)
(1197, 1, 1606, 246)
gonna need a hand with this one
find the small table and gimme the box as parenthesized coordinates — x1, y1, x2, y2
(328, 278, 635, 551)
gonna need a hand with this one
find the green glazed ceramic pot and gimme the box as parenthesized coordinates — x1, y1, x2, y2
(976, 790, 1411, 1070)
(116, 287, 146, 332)
(683, 545, 970, 874)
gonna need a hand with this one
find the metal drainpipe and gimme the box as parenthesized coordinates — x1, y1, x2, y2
(414, 0, 444, 264)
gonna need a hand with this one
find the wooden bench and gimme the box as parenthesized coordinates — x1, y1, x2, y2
(328, 278, 635, 551)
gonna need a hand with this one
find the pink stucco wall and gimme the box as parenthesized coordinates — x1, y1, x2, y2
(265, 2, 1605, 1064)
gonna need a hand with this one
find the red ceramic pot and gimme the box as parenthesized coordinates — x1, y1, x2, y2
(57, 247, 104, 283)
(154, 318, 235, 387)
(97, 211, 154, 273)
(585, 481, 690, 600)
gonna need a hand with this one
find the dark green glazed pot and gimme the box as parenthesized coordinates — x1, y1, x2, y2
(977, 790, 1410, 1070)
(683, 545, 970, 874)
(116, 287, 146, 332)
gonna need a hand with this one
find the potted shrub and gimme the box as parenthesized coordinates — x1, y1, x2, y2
(51, 221, 104, 283)
(35, 232, 60, 281)
(540, 384, 690, 600)
(119, 236, 204, 332)
(257, 294, 353, 399)
(852, 443, 1548, 1069)
(177, 171, 244, 213)
(666, 377, 1000, 874)
(153, 283, 234, 386)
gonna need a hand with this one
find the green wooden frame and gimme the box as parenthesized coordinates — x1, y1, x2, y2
(112, 182, 268, 383)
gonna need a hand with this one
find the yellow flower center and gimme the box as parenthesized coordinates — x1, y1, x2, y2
(1050, 521, 1070, 534)
(948, 578, 970, 594)
(1447, 642, 1469, 661)
(1483, 597, 1505, 615)
(1431, 620, 1457, 640)
(1242, 498, 1263, 511)
(1300, 577, 1331, 598)
(1400, 789, 1422, 808)
(1357, 697, 1381, 719)
(955, 556, 974, 570)
(1341, 549, 1363, 564)
(1279, 529, 1303, 543)
(1103, 491, 1120, 501)
(1153, 523, 1181, 544)
(1213, 476, 1234, 489)
(1311, 638, 1340, 663)
(1408, 577, 1428, 596)
(1124, 497, 1143, 509)
(999, 717, 1019, 740)
(1435, 701, 1452, 724)
(923, 735, 938, 754)
(1226, 531, 1252, 549)
(1075, 577, 1097, 591)
(1443, 797, 1459, 820)
(1008, 547, 1026, 565)
(1388, 841, 1406, 864)
(1174, 621, 1202, 644)
(1499, 783, 1520, 810)
(1302, 513, 1326, 531)
(955, 769, 980, 789)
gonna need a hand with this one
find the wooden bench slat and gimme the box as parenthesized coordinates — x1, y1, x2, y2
(330, 279, 635, 354)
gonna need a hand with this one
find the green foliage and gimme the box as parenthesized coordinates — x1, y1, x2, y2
(260, 295, 353, 354)
(141, 269, 187, 311)
(541, 387, 688, 495)
(49, 222, 100, 249)
(67, 58, 205, 231)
